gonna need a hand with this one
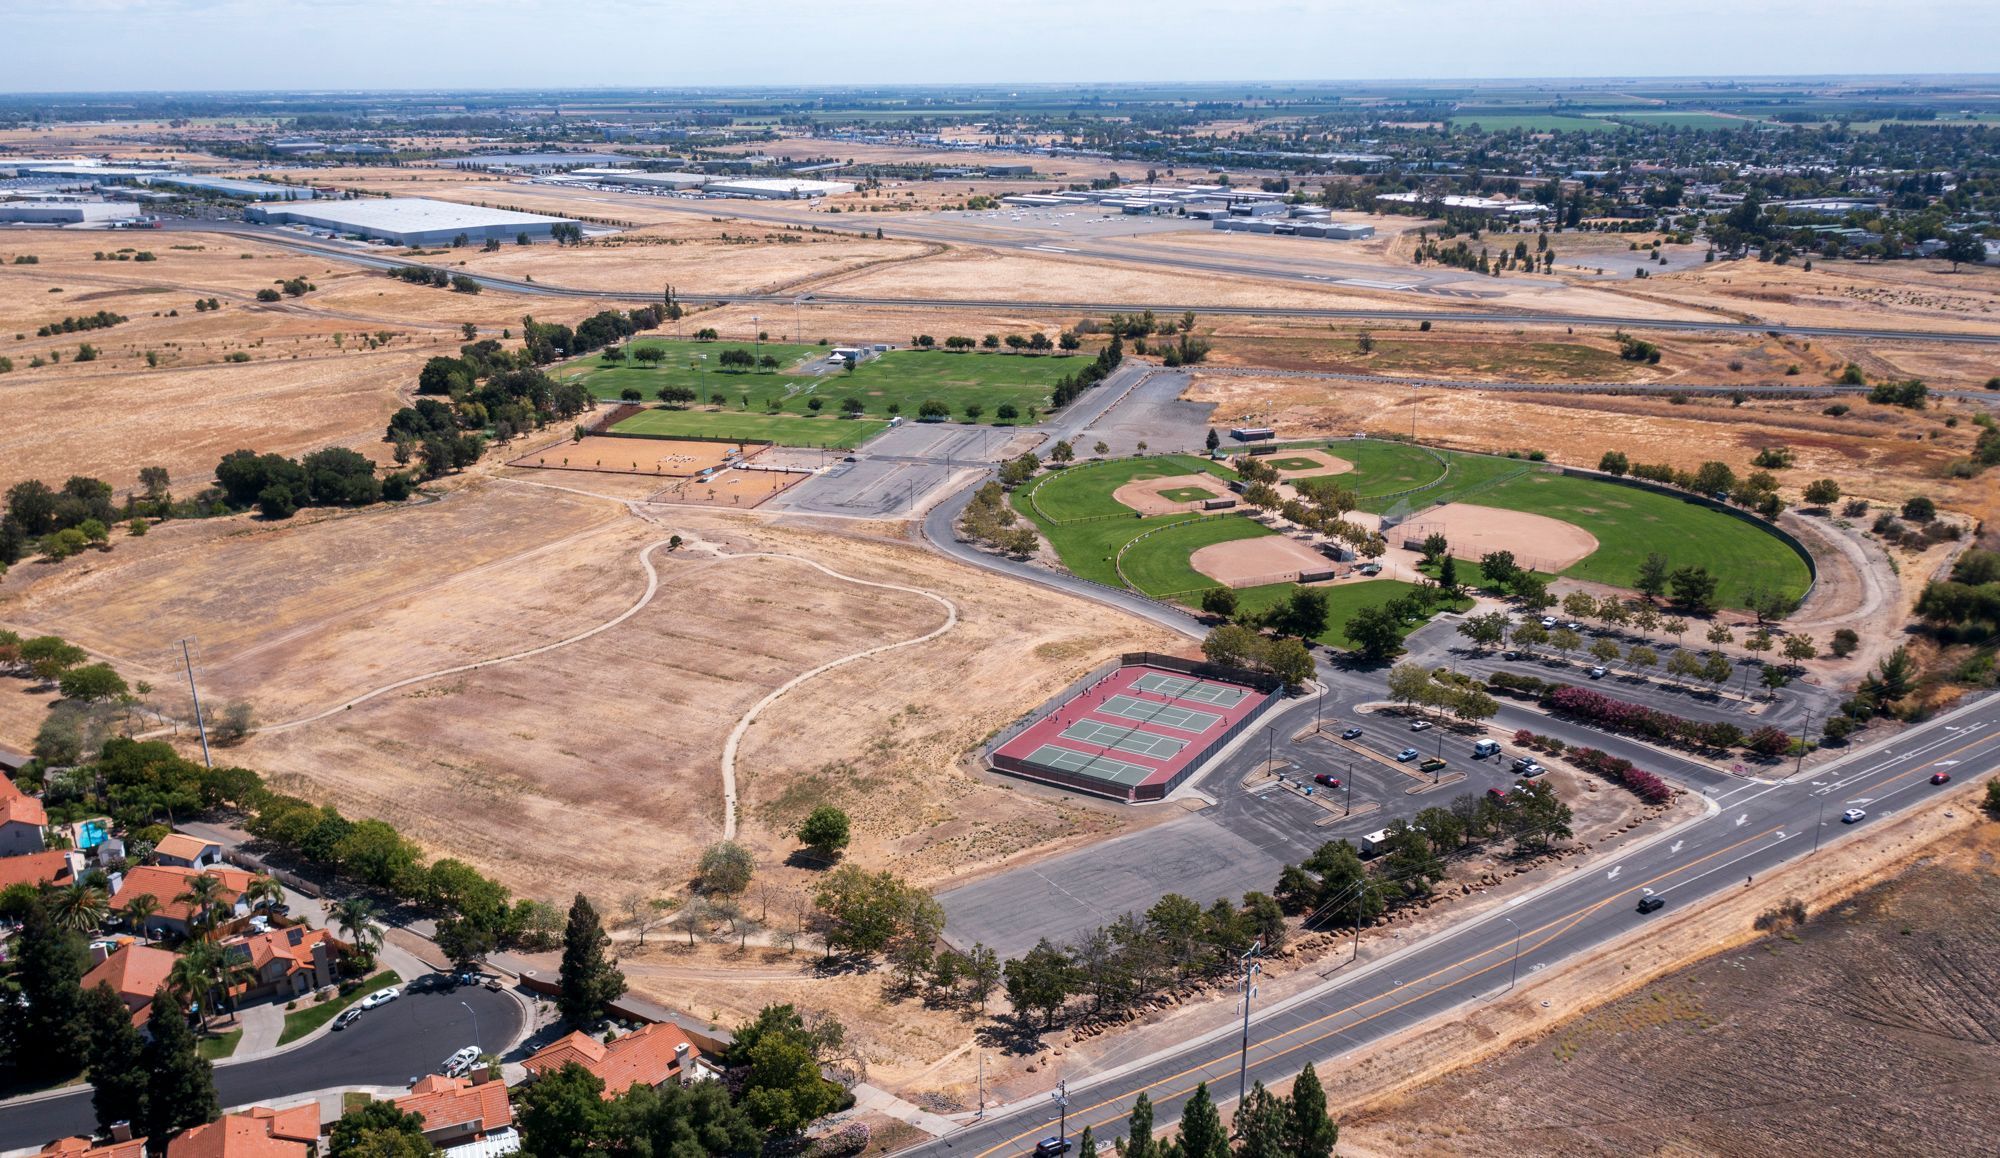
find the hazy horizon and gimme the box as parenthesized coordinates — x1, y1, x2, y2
(9, 0, 2000, 94)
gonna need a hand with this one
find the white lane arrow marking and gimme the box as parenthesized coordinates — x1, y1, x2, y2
(1849, 797, 1875, 805)
(1736, 813, 1749, 826)
(1607, 866, 1622, 881)
(1670, 840, 1684, 854)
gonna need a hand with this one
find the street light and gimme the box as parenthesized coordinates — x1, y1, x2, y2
(460, 1000, 481, 1052)
(1501, 917, 1522, 991)
(1236, 942, 1263, 1107)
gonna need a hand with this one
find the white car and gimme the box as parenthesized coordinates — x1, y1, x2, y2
(442, 1045, 483, 1076)
(1539, 616, 1557, 628)
(359, 986, 400, 1010)
(1841, 808, 1867, 824)
(1588, 666, 1608, 679)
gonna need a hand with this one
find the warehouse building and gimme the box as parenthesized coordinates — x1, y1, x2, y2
(244, 197, 579, 246)
(568, 168, 709, 190)
(0, 201, 142, 224)
(140, 174, 316, 200)
(703, 177, 855, 199)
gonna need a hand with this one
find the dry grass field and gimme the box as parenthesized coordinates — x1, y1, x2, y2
(0, 229, 598, 492)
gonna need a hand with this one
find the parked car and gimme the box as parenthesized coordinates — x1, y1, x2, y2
(1473, 739, 1501, 758)
(1842, 808, 1867, 824)
(1501, 650, 1519, 661)
(1419, 757, 1448, 774)
(1396, 747, 1421, 762)
(1518, 762, 1546, 778)
(1564, 621, 1584, 631)
(485, 977, 505, 991)
(1409, 719, 1433, 732)
(332, 1009, 363, 1031)
(1636, 895, 1666, 915)
(407, 975, 436, 993)
(360, 986, 400, 1010)
(1341, 727, 1363, 740)
(1486, 787, 1510, 803)
(1588, 666, 1608, 679)
(1313, 774, 1342, 788)
(1539, 616, 1557, 628)
(1034, 1139, 1074, 1157)
(1931, 771, 1953, 785)
(442, 1045, 483, 1077)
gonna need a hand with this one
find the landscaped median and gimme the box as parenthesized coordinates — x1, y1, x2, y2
(276, 970, 401, 1046)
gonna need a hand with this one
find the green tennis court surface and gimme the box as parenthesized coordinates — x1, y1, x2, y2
(1097, 694, 1223, 733)
(1131, 672, 1249, 707)
(1058, 720, 1189, 759)
(1020, 745, 1156, 787)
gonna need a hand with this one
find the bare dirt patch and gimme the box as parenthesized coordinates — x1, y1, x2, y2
(1111, 473, 1228, 516)
(1393, 502, 1599, 572)
(652, 468, 804, 509)
(1191, 535, 1332, 588)
(509, 434, 759, 477)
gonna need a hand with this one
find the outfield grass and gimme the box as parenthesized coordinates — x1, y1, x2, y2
(1474, 473, 1812, 607)
(1119, 516, 1274, 597)
(277, 970, 401, 1046)
(1229, 580, 1474, 650)
(563, 340, 1071, 422)
(610, 407, 887, 450)
(1265, 456, 1325, 471)
(1025, 454, 1234, 523)
(1159, 486, 1219, 502)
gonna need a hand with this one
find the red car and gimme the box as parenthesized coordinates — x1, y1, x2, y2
(1931, 771, 1952, 785)
(1313, 774, 1342, 789)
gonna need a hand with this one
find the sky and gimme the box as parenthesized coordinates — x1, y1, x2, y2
(8, 0, 2000, 93)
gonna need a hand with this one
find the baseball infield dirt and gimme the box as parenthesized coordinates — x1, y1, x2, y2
(1396, 502, 1598, 572)
(1191, 535, 1333, 588)
(1268, 448, 1355, 478)
(1112, 473, 1230, 516)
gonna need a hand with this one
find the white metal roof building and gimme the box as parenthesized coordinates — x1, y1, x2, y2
(243, 197, 579, 246)
(703, 177, 856, 199)
(568, 169, 709, 190)
(140, 174, 317, 201)
(0, 201, 142, 224)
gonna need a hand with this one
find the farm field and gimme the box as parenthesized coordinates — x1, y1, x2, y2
(1446, 113, 1614, 132)
(1232, 579, 1473, 649)
(560, 339, 1072, 421)
(1603, 110, 1753, 130)
(609, 407, 887, 450)
(1473, 471, 1814, 605)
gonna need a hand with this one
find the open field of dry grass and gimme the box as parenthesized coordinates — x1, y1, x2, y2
(0, 228, 599, 492)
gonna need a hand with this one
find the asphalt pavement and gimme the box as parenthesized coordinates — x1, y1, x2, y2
(0, 985, 523, 1150)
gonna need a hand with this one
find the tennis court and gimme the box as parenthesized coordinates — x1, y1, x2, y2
(1058, 719, 1189, 759)
(1132, 672, 1250, 708)
(1019, 745, 1157, 787)
(1098, 695, 1222, 733)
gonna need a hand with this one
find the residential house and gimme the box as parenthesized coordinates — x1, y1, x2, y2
(392, 1074, 515, 1149)
(220, 925, 337, 1002)
(0, 775, 47, 856)
(165, 1105, 319, 1158)
(0, 848, 82, 892)
(36, 1137, 148, 1158)
(80, 942, 180, 1027)
(110, 865, 256, 940)
(153, 833, 223, 869)
(522, 1022, 703, 1096)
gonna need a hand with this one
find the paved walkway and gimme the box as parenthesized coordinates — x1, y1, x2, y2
(850, 1083, 958, 1137)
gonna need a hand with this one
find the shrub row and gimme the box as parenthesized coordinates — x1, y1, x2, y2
(1545, 684, 1749, 752)
(1566, 746, 1674, 805)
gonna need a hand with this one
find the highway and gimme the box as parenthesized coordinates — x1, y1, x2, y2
(166, 221, 2000, 348)
(901, 697, 1996, 1157)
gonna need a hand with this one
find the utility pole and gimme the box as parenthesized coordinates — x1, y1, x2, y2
(1236, 941, 1263, 1108)
(1316, 685, 1324, 732)
(977, 1053, 986, 1119)
(1050, 1079, 1069, 1143)
(1502, 916, 1522, 991)
(180, 638, 211, 768)
(1812, 793, 1828, 854)
(1794, 709, 1813, 777)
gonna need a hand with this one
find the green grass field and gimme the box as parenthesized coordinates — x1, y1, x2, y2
(563, 340, 1072, 423)
(1119, 516, 1274, 597)
(1305, 440, 1446, 505)
(1024, 454, 1236, 523)
(1449, 114, 1615, 133)
(1265, 456, 1325, 471)
(610, 408, 887, 449)
(1603, 111, 1750, 130)
(1159, 485, 1221, 502)
(1472, 473, 1813, 606)
(1229, 580, 1474, 650)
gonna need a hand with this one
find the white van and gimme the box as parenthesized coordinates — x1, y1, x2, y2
(1472, 739, 1501, 759)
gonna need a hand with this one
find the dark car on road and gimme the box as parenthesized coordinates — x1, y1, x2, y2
(1313, 774, 1342, 788)
(1034, 1139, 1073, 1157)
(1636, 895, 1665, 914)
(1341, 727, 1363, 740)
(332, 1008, 363, 1031)
(1932, 771, 1952, 785)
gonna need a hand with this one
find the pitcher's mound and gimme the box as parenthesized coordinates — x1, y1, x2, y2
(1115, 473, 1229, 516)
(1397, 503, 1598, 571)
(1192, 535, 1335, 588)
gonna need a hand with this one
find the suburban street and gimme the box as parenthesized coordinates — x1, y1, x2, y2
(0, 984, 523, 1150)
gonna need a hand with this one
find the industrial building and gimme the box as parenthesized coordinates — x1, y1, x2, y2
(567, 168, 709, 190)
(442, 152, 636, 171)
(244, 197, 579, 246)
(0, 201, 142, 225)
(702, 177, 855, 199)
(1375, 191, 1546, 219)
(140, 174, 316, 200)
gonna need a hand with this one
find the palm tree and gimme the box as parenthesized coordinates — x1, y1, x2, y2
(50, 884, 110, 933)
(169, 941, 222, 1030)
(331, 897, 383, 972)
(176, 875, 230, 939)
(244, 876, 285, 912)
(122, 893, 161, 940)
(209, 948, 259, 1017)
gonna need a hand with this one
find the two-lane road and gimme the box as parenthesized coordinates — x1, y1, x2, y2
(902, 697, 1997, 1157)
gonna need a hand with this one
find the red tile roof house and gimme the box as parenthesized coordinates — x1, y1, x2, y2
(36, 1136, 148, 1158)
(152, 833, 223, 869)
(393, 1074, 515, 1149)
(165, 1105, 319, 1158)
(0, 848, 83, 893)
(0, 774, 48, 856)
(219, 925, 338, 1004)
(80, 942, 181, 1027)
(109, 865, 257, 940)
(521, 1022, 705, 1096)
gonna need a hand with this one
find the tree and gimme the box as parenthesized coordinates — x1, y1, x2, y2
(1864, 645, 1917, 703)
(1344, 605, 1406, 662)
(82, 981, 148, 1133)
(733, 1009, 843, 1135)
(1635, 552, 1670, 600)
(1458, 611, 1510, 651)
(1235, 1081, 1290, 1158)
(1562, 591, 1598, 622)
(516, 1061, 609, 1154)
(1004, 937, 1074, 1029)
(175, 874, 229, 938)
(1050, 439, 1076, 463)
(328, 1100, 436, 1157)
(1597, 450, 1629, 476)
(796, 805, 851, 861)
(58, 662, 127, 704)
(50, 883, 109, 933)
(137, 988, 219, 1144)
(1706, 622, 1736, 652)
(330, 897, 383, 971)
(557, 893, 625, 1027)
(1942, 232, 1986, 272)
(698, 840, 755, 896)
(1669, 566, 1718, 612)
(1265, 587, 1330, 640)
(1286, 1062, 1339, 1158)
(1123, 1093, 1158, 1158)
(1782, 633, 1816, 668)
(1803, 478, 1841, 507)
(1175, 1083, 1229, 1158)
(1200, 586, 1239, 619)
(1206, 428, 1221, 453)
